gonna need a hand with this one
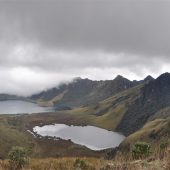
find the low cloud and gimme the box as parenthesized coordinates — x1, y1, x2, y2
(0, 0, 169, 95)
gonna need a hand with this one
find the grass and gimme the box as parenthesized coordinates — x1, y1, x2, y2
(94, 103, 127, 130)
(123, 118, 169, 143)
(37, 90, 68, 107)
(118, 118, 170, 158)
(0, 83, 169, 164)
(0, 119, 34, 159)
(0, 114, 105, 159)
(0, 147, 169, 170)
(0, 157, 106, 170)
(149, 107, 170, 121)
(55, 84, 142, 130)
(0, 83, 167, 159)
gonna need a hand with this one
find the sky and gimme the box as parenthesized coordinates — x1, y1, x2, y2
(0, 0, 170, 95)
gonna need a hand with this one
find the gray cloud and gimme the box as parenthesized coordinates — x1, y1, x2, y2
(1, 0, 170, 55)
(0, 0, 170, 95)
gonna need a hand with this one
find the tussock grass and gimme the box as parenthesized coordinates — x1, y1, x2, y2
(0, 143, 169, 170)
(0, 157, 108, 170)
(0, 149, 169, 170)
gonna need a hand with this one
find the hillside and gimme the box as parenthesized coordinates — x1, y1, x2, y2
(0, 73, 169, 163)
(117, 72, 170, 135)
(0, 75, 153, 110)
(70, 73, 170, 138)
(29, 75, 151, 108)
(0, 114, 105, 159)
(21, 73, 170, 158)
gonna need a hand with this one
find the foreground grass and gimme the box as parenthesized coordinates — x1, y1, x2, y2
(0, 158, 106, 170)
(0, 146, 169, 170)
(0, 155, 169, 170)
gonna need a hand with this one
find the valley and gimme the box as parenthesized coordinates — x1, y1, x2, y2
(0, 73, 169, 169)
(1, 1, 170, 169)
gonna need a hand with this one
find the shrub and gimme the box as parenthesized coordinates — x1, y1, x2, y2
(73, 159, 88, 170)
(159, 140, 169, 159)
(8, 146, 29, 170)
(160, 140, 169, 150)
(132, 142, 151, 159)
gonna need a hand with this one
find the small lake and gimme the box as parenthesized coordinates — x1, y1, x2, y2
(33, 124, 125, 150)
(0, 100, 54, 114)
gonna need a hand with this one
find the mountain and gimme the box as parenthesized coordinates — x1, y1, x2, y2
(144, 75, 154, 82)
(44, 72, 168, 138)
(0, 75, 154, 109)
(0, 94, 28, 101)
(29, 75, 149, 108)
(27, 72, 169, 159)
(132, 75, 154, 85)
(0, 73, 170, 160)
(116, 72, 170, 135)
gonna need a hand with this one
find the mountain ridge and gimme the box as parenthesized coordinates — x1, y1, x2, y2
(29, 75, 154, 108)
(0, 73, 169, 160)
(116, 72, 170, 135)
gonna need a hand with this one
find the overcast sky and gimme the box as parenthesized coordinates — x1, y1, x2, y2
(0, 0, 170, 95)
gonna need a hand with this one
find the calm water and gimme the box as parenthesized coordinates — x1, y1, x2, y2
(33, 124, 125, 150)
(0, 100, 54, 114)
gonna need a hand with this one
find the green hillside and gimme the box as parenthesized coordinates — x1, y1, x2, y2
(0, 73, 170, 162)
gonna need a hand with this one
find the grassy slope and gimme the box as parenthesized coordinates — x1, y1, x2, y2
(119, 118, 170, 155)
(127, 119, 169, 141)
(0, 83, 169, 160)
(0, 85, 141, 159)
(118, 104, 170, 152)
(37, 90, 68, 107)
(60, 84, 170, 156)
(24, 84, 140, 131)
(0, 115, 34, 158)
(61, 84, 141, 130)
(0, 114, 105, 159)
(149, 107, 170, 120)
(0, 154, 169, 170)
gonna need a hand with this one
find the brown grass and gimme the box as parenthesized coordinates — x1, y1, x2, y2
(0, 147, 169, 170)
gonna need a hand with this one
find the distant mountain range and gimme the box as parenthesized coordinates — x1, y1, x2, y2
(0, 94, 28, 101)
(29, 75, 154, 108)
(0, 73, 170, 137)
(0, 75, 154, 107)
(29, 72, 169, 139)
(0, 73, 169, 159)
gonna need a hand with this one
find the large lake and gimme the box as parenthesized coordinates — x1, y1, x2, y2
(0, 100, 54, 114)
(33, 124, 125, 150)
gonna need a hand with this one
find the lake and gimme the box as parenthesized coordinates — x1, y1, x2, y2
(33, 124, 125, 150)
(0, 100, 54, 114)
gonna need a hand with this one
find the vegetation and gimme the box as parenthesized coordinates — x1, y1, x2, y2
(0, 146, 169, 170)
(0, 118, 34, 159)
(0, 114, 106, 159)
(0, 73, 170, 169)
(73, 159, 88, 170)
(8, 146, 29, 170)
(132, 142, 151, 159)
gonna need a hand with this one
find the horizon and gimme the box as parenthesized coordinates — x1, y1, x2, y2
(1, 72, 169, 97)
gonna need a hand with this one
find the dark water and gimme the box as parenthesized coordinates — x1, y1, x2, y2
(0, 100, 54, 114)
(33, 124, 125, 150)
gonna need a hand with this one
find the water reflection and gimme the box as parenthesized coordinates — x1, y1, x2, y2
(33, 124, 125, 150)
